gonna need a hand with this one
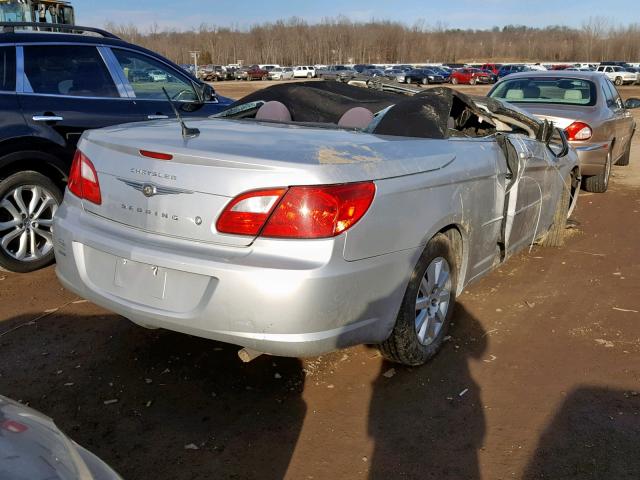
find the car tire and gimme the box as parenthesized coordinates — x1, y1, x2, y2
(542, 176, 571, 247)
(421, 77, 428, 85)
(582, 151, 612, 193)
(615, 76, 623, 86)
(0, 171, 62, 273)
(405, 77, 411, 84)
(616, 140, 631, 166)
(307, 72, 312, 78)
(470, 78, 477, 85)
(379, 233, 457, 366)
(451, 77, 458, 85)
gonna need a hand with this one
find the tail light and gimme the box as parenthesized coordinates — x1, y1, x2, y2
(216, 182, 376, 239)
(216, 188, 286, 236)
(68, 150, 102, 205)
(564, 121, 592, 141)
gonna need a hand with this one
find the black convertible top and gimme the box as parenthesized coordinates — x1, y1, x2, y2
(226, 81, 399, 123)
(224, 81, 545, 140)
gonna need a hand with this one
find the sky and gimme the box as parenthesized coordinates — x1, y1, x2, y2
(77, 0, 640, 31)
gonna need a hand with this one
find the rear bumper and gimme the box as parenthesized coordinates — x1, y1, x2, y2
(53, 196, 418, 357)
(572, 142, 610, 176)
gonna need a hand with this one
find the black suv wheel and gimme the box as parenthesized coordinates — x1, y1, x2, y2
(0, 171, 62, 272)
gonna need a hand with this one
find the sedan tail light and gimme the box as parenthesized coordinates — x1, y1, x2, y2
(216, 182, 376, 239)
(564, 121, 593, 141)
(68, 150, 102, 205)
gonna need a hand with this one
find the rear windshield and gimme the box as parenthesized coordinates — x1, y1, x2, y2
(490, 77, 597, 106)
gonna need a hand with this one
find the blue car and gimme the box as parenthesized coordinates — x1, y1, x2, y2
(431, 67, 452, 82)
(497, 64, 532, 78)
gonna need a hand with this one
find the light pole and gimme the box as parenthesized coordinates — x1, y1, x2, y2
(189, 50, 201, 76)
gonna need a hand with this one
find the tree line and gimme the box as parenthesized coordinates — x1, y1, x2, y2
(105, 16, 640, 66)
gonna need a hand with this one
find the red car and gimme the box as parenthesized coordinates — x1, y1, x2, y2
(450, 68, 496, 85)
(480, 63, 502, 75)
(239, 65, 270, 81)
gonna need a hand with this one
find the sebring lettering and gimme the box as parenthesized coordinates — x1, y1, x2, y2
(121, 204, 179, 221)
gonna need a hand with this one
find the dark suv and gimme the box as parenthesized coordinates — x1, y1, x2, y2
(0, 23, 232, 272)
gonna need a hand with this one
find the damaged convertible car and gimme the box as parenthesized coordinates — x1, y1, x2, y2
(53, 82, 579, 366)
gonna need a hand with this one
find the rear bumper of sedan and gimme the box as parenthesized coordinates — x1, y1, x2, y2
(53, 196, 417, 358)
(572, 142, 611, 176)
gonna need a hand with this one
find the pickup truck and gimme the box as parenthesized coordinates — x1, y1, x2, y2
(236, 65, 270, 81)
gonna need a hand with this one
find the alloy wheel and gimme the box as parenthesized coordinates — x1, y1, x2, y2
(415, 257, 452, 345)
(0, 185, 58, 262)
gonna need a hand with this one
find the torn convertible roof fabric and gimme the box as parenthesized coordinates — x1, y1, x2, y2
(224, 81, 544, 140)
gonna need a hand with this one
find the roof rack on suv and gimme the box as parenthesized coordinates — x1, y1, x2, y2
(0, 22, 121, 40)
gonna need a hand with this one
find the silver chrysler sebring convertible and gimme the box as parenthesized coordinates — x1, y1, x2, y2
(53, 83, 580, 366)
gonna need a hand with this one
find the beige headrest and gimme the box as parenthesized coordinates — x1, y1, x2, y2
(338, 107, 375, 129)
(255, 101, 292, 122)
(564, 90, 582, 101)
(505, 89, 524, 100)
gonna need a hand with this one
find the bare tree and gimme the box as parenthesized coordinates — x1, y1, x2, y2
(106, 17, 640, 66)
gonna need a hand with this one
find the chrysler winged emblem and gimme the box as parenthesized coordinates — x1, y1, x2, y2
(117, 178, 194, 197)
(142, 184, 156, 198)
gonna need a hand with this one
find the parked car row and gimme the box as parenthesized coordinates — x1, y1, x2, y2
(195, 64, 318, 81)
(189, 59, 640, 86)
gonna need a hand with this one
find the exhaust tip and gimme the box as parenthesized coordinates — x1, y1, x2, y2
(238, 348, 264, 363)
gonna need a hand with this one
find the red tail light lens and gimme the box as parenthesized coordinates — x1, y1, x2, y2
(564, 121, 592, 141)
(216, 182, 376, 239)
(68, 150, 102, 205)
(262, 183, 376, 238)
(216, 188, 287, 236)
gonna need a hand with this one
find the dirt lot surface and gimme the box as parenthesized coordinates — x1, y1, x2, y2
(1, 81, 640, 480)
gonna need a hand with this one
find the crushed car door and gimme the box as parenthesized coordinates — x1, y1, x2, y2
(499, 135, 552, 258)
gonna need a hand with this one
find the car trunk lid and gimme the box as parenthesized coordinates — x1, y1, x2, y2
(515, 104, 598, 130)
(77, 118, 457, 247)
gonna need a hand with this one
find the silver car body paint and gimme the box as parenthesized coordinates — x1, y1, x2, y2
(54, 115, 578, 357)
(0, 395, 122, 480)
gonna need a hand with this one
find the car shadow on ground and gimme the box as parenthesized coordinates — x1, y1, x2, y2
(0, 312, 306, 480)
(366, 305, 488, 479)
(523, 386, 640, 479)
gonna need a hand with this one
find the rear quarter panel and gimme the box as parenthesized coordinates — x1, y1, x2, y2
(344, 138, 506, 291)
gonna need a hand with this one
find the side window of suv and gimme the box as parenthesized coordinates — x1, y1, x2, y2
(23, 45, 119, 97)
(0, 46, 16, 91)
(112, 49, 197, 102)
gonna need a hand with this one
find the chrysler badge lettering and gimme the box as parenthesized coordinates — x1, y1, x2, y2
(130, 168, 177, 181)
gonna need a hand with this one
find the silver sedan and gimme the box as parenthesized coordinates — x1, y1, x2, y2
(488, 71, 638, 193)
(53, 84, 579, 366)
